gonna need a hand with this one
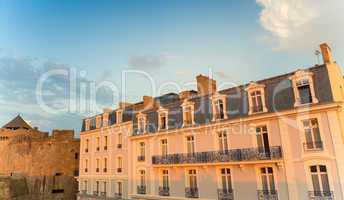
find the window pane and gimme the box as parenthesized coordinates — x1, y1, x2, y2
(321, 174, 330, 192)
(312, 174, 321, 192)
(298, 85, 312, 104)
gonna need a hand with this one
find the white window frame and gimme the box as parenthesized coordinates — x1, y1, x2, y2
(158, 107, 168, 131)
(181, 100, 195, 127)
(304, 160, 334, 195)
(302, 118, 324, 151)
(217, 130, 229, 152)
(289, 69, 319, 107)
(185, 168, 198, 189)
(245, 82, 268, 115)
(160, 169, 170, 188)
(137, 112, 147, 134)
(185, 135, 195, 154)
(139, 141, 145, 157)
(217, 167, 233, 191)
(211, 93, 228, 121)
(255, 165, 278, 193)
(160, 138, 168, 156)
(116, 109, 123, 124)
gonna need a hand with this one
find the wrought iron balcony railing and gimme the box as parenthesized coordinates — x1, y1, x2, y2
(138, 155, 145, 162)
(303, 141, 324, 151)
(308, 191, 334, 200)
(185, 187, 199, 198)
(257, 190, 278, 200)
(159, 186, 170, 196)
(137, 185, 146, 194)
(152, 146, 282, 165)
(218, 189, 234, 200)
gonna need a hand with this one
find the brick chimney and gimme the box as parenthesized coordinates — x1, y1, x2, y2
(320, 43, 334, 64)
(196, 75, 217, 96)
(143, 96, 154, 109)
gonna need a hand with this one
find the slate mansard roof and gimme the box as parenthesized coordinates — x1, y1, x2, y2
(82, 64, 334, 133)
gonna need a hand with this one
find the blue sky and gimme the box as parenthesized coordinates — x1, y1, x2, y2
(0, 0, 343, 135)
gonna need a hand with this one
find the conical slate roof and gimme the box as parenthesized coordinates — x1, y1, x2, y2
(2, 115, 33, 130)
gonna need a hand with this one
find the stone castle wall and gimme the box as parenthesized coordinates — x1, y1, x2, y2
(0, 128, 80, 200)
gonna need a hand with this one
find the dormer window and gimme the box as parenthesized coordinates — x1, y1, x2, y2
(296, 79, 312, 104)
(289, 70, 318, 107)
(116, 110, 123, 124)
(211, 93, 227, 121)
(137, 113, 146, 134)
(245, 82, 267, 115)
(158, 107, 168, 131)
(181, 100, 195, 127)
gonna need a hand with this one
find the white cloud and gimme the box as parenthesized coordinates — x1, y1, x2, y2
(256, 0, 344, 51)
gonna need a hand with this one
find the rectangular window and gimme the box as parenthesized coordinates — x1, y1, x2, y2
(118, 133, 122, 147)
(303, 119, 323, 150)
(161, 139, 168, 156)
(310, 165, 331, 195)
(220, 168, 232, 192)
(118, 157, 122, 171)
(103, 181, 107, 193)
(104, 158, 107, 172)
(260, 167, 275, 192)
(297, 79, 312, 104)
(96, 181, 99, 193)
(96, 137, 100, 151)
(140, 170, 146, 186)
(256, 126, 270, 155)
(138, 117, 145, 134)
(85, 139, 89, 152)
(96, 159, 99, 172)
(218, 131, 228, 152)
(84, 181, 88, 191)
(117, 110, 122, 123)
(104, 136, 108, 150)
(90, 118, 96, 130)
(138, 142, 145, 161)
(85, 159, 88, 173)
(186, 136, 195, 154)
(162, 170, 169, 188)
(117, 182, 122, 196)
(188, 169, 197, 188)
(215, 99, 225, 120)
(160, 113, 167, 130)
(108, 111, 116, 125)
(184, 106, 193, 126)
(251, 91, 263, 113)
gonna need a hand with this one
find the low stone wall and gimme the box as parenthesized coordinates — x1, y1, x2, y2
(0, 175, 77, 200)
(0, 175, 29, 200)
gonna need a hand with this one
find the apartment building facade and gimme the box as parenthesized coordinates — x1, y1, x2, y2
(79, 43, 344, 200)
(78, 107, 132, 200)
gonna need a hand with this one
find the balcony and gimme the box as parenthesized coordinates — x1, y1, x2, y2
(117, 144, 122, 149)
(303, 141, 323, 152)
(185, 187, 199, 198)
(218, 189, 234, 200)
(152, 146, 282, 165)
(159, 186, 170, 196)
(137, 185, 146, 194)
(138, 155, 145, 162)
(308, 191, 334, 200)
(257, 190, 278, 200)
